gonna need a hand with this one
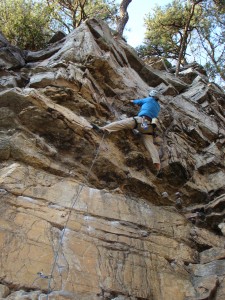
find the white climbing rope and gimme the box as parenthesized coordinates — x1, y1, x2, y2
(43, 96, 169, 297)
(44, 131, 107, 299)
(36, 98, 124, 298)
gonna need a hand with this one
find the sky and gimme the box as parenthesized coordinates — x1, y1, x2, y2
(117, 0, 171, 47)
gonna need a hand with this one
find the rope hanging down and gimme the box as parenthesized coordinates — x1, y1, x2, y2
(41, 98, 122, 297)
(44, 131, 106, 299)
(42, 96, 176, 297)
(44, 96, 162, 297)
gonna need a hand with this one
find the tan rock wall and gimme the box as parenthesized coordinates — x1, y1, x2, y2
(0, 18, 224, 300)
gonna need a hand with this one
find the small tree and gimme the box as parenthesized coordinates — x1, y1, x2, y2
(138, 0, 224, 84)
(141, 0, 204, 74)
(175, 0, 204, 76)
(194, 0, 225, 82)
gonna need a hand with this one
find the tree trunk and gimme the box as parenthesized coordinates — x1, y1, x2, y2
(116, 0, 132, 37)
(175, 0, 203, 77)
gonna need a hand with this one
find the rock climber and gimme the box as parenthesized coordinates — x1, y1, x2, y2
(92, 90, 161, 172)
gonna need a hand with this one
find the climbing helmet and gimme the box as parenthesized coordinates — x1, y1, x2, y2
(149, 89, 159, 98)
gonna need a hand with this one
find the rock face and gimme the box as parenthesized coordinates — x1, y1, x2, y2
(0, 18, 225, 300)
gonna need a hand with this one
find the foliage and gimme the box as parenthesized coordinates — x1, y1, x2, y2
(193, 0, 225, 81)
(139, 0, 202, 60)
(48, 0, 119, 33)
(137, 0, 225, 83)
(0, 0, 55, 50)
(0, 0, 119, 50)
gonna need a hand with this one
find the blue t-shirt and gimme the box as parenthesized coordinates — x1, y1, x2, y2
(133, 97, 160, 119)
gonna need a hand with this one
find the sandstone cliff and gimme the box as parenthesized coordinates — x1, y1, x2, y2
(0, 18, 225, 300)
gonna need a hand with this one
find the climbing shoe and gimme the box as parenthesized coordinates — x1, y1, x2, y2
(156, 170, 163, 179)
(91, 123, 105, 134)
(151, 163, 163, 178)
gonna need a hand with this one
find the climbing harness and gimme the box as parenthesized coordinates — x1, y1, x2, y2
(133, 116, 151, 130)
(132, 116, 158, 138)
(141, 117, 149, 130)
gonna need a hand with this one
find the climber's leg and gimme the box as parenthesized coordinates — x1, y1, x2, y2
(142, 134, 161, 170)
(100, 117, 136, 133)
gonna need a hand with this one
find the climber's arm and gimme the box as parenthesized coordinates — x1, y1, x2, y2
(132, 99, 145, 105)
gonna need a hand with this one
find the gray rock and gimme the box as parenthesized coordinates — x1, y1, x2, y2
(200, 247, 225, 264)
(0, 33, 25, 69)
(0, 284, 10, 298)
(48, 31, 66, 44)
(192, 260, 225, 277)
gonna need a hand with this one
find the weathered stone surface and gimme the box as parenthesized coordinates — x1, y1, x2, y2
(190, 227, 225, 248)
(191, 260, 225, 277)
(0, 284, 10, 298)
(3, 290, 42, 300)
(48, 31, 66, 44)
(0, 33, 25, 69)
(144, 57, 170, 71)
(0, 163, 198, 299)
(215, 279, 225, 300)
(200, 247, 225, 264)
(191, 275, 219, 300)
(0, 18, 225, 300)
(205, 194, 225, 229)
